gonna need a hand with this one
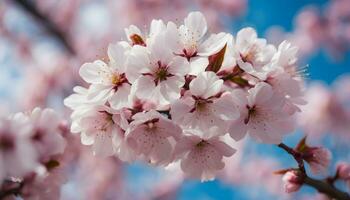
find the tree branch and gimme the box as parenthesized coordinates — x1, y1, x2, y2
(9, 0, 75, 54)
(278, 143, 350, 200)
(304, 176, 350, 200)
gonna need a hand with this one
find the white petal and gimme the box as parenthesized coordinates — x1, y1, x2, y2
(248, 82, 274, 105)
(189, 57, 209, 76)
(79, 60, 110, 84)
(184, 12, 207, 41)
(212, 93, 240, 120)
(228, 118, 248, 141)
(109, 84, 131, 110)
(198, 32, 230, 56)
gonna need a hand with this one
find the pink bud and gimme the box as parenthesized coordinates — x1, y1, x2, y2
(337, 162, 350, 180)
(303, 147, 332, 174)
(282, 170, 303, 193)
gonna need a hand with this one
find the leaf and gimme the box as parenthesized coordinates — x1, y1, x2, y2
(206, 44, 227, 73)
(295, 136, 309, 153)
(230, 76, 250, 87)
(273, 168, 297, 175)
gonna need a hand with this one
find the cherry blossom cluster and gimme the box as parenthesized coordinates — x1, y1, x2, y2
(0, 107, 68, 199)
(64, 11, 306, 181)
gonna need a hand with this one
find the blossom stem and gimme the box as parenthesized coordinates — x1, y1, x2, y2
(278, 143, 350, 200)
(278, 143, 306, 174)
(10, 0, 75, 54)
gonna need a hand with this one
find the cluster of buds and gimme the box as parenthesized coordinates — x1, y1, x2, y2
(0, 108, 68, 198)
(277, 137, 332, 193)
(65, 11, 306, 181)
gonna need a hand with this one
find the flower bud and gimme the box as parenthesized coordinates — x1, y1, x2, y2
(337, 162, 350, 180)
(282, 170, 304, 193)
(302, 147, 332, 175)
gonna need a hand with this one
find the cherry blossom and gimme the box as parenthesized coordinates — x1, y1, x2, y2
(173, 131, 235, 181)
(0, 117, 38, 182)
(26, 108, 66, 162)
(235, 27, 276, 79)
(79, 42, 131, 109)
(171, 71, 239, 134)
(169, 12, 230, 75)
(228, 82, 295, 143)
(303, 146, 332, 175)
(282, 170, 303, 193)
(74, 105, 122, 157)
(126, 110, 182, 165)
(126, 28, 189, 107)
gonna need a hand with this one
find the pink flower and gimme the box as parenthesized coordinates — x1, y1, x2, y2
(171, 71, 239, 134)
(173, 132, 236, 181)
(126, 28, 189, 107)
(229, 82, 295, 143)
(337, 162, 350, 189)
(337, 162, 350, 180)
(76, 105, 124, 157)
(169, 12, 230, 75)
(126, 110, 182, 165)
(79, 42, 131, 109)
(303, 147, 332, 175)
(235, 27, 276, 80)
(0, 116, 38, 182)
(26, 108, 66, 162)
(282, 170, 303, 193)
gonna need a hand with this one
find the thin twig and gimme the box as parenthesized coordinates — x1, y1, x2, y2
(9, 0, 75, 54)
(278, 143, 350, 200)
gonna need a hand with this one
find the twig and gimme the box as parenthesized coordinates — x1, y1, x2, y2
(278, 143, 350, 200)
(278, 143, 306, 174)
(9, 0, 75, 54)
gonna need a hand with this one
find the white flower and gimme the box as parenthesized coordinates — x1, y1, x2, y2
(173, 130, 235, 181)
(235, 27, 276, 79)
(76, 105, 124, 157)
(228, 82, 295, 143)
(0, 116, 38, 181)
(126, 28, 189, 107)
(171, 71, 239, 134)
(79, 42, 131, 109)
(167, 12, 230, 75)
(126, 110, 182, 165)
(271, 41, 299, 75)
(27, 108, 66, 162)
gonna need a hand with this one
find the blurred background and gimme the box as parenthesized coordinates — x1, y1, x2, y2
(0, 0, 349, 199)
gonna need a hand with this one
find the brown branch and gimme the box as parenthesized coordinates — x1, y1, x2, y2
(9, 0, 75, 54)
(278, 143, 350, 200)
(278, 143, 306, 174)
(304, 177, 350, 200)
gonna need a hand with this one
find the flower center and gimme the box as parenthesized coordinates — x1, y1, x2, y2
(111, 73, 127, 90)
(244, 105, 256, 124)
(196, 140, 209, 148)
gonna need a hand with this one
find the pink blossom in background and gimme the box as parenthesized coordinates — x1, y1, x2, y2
(298, 76, 350, 139)
(266, 0, 350, 59)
